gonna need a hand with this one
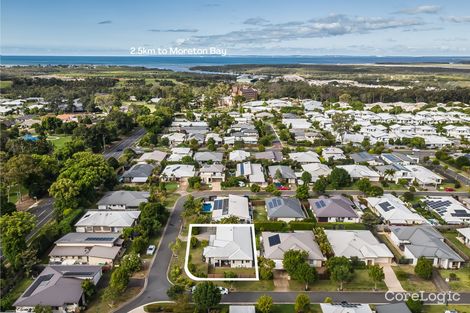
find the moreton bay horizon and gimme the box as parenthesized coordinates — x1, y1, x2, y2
(1, 55, 470, 71)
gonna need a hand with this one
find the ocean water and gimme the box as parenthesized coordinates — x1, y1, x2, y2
(1, 55, 469, 71)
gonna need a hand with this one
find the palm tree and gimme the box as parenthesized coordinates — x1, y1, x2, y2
(384, 169, 396, 182)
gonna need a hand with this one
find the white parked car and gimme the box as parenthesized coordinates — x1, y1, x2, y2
(146, 245, 156, 255)
(191, 286, 229, 295)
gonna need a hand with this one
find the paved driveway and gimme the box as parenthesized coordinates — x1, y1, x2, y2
(382, 265, 405, 292)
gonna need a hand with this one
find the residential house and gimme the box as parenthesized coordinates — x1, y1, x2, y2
(288, 151, 320, 164)
(390, 226, 464, 269)
(254, 150, 283, 162)
(211, 195, 251, 223)
(167, 147, 192, 162)
(14, 265, 102, 313)
(376, 303, 411, 313)
(121, 163, 155, 183)
(161, 164, 196, 181)
(336, 165, 381, 182)
(203, 226, 254, 268)
(375, 164, 413, 184)
(366, 194, 427, 225)
(381, 153, 416, 166)
(268, 165, 297, 184)
(261, 231, 326, 269)
(325, 230, 393, 265)
(97, 191, 149, 210)
(75, 210, 141, 233)
(49, 233, 122, 266)
(265, 197, 305, 222)
(320, 303, 373, 313)
(161, 133, 186, 146)
(236, 162, 266, 186)
(422, 196, 470, 224)
(457, 228, 470, 247)
(282, 118, 312, 130)
(229, 150, 251, 162)
(232, 86, 258, 100)
(404, 165, 443, 187)
(322, 147, 346, 161)
(300, 163, 331, 182)
(137, 150, 167, 163)
(350, 152, 384, 166)
(206, 133, 223, 145)
(308, 196, 360, 223)
(194, 151, 223, 163)
(199, 164, 225, 183)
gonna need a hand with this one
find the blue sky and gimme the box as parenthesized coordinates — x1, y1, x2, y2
(1, 0, 469, 56)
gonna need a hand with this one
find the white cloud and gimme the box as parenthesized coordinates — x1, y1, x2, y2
(395, 5, 441, 15)
(441, 16, 470, 23)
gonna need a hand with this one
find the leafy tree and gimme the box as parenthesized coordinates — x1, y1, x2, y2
(256, 295, 273, 313)
(218, 216, 241, 224)
(120, 253, 142, 273)
(414, 257, 433, 280)
(295, 184, 310, 200)
(330, 265, 353, 290)
(326, 256, 352, 272)
(250, 184, 261, 192)
(313, 176, 328, 194)
(368, 265, 385, 290)
(295, 262, 317, 290)
(332, 112, 355, 136)
(357, 178, 371, 194)
(81, 279, 96, 300)
(166, 284, 185, 300)
(301, 171, 312, 185)
(0, 185, 16, 216)
(192, 282, 222, 313)
(403, 192, 414, 202)
(295, 293, 311, 313)
(329, 168, 351, 189)
(34, 305, 53, 313)
(258, 256, 275, 280)
(283, 250, 308, 275)
(19, 248, 39, 277)
(368, 186, 384, 197)
(406, 298, 423, 313)
(109, 266, 130, 295)
(361, 211, 380, 229)
(0, 211, 36, 269)
(132, 236, 148, 254)
(49, 178, 80, 215)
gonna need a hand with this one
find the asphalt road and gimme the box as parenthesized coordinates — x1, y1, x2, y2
(114, 190, 470, 312)
(26, 197, 55, 241)
(103, 127, 146, 160)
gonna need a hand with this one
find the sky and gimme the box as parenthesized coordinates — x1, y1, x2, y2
(1, 0, 470, 56)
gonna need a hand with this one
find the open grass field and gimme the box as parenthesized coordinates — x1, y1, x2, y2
(0, 80, 13, 89)
(440, 266, 470, 292)
(46, 134, 73, 149)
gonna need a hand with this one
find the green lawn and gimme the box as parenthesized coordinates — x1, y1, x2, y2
(289, 269, 387, 291)
(164, 182, 179, 193)
(0, 80, 13, 89)
(47, 135, 73, 149)
(393, 265, 437, 292)
(441, 231, 470, 258)
(7, 184, 28, 204)
(1, 276, 34, 309)
(440, 266, 470, 292)
(253, 205, 268, 221)
(423, 305, 470, 313)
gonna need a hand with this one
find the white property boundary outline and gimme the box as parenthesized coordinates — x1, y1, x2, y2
(184, 223, 259, 281)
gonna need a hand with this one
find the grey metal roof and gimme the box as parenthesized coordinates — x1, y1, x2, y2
(308, 196, 358, 218)
(55, 232, 120, 245)
(266, 197, 305, 219)
(268, 165, 296, 179)
(350, 151, 374, 163)
(390, 226, 464, 262)
(262, 231, 325, 261)
(97, 191, 149, 207)
(14, 265, 101, 307)
(121, 163, 155, 178)
(194, 151, 223, 162)
(254, 150, 283, 161)
(376, 303, 411, 313)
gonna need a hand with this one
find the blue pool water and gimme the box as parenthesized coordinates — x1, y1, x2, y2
(202, 203, 213, 213)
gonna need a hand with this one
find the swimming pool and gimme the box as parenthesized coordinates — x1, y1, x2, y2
(202, 202, 213, 213)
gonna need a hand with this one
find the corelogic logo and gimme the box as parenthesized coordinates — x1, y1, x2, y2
(385, 291, 461, 304)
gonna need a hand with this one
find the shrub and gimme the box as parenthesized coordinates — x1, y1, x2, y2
(254, 221, 288, 232)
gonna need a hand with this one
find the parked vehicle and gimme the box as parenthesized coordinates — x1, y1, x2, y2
(146, 245, 156, 255)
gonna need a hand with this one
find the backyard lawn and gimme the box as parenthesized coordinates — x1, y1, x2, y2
(440, 266, 470, 292)
(441, 231, 470, 258)
(164, 182, 179, 193)
(47, 135, 73, 149)
(289, 269, 387, 291)
(393, 265, 437, 292)
(253, 205, 268, 221)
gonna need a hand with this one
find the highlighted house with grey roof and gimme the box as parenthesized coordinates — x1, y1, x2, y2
(308, 196, 360, 223)
(261, 231, 326, 269)
(265, 197, 305, 222)
(390, 226, 464, 269)
(97, 190, 149, 210)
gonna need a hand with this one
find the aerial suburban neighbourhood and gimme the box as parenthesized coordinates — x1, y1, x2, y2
(2, 1, 470, 313)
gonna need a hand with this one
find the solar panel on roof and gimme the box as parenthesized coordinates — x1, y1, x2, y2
(240, 165, 245, 175)
(23, 274, 54, 297)
(379, 201, 394, 212)
(451, 210, 470, 217)
(62, 271, 95, 277)
(85, 237, 114, 241)
(268, 201, 274, 209)
(268, 234, 281, 247)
